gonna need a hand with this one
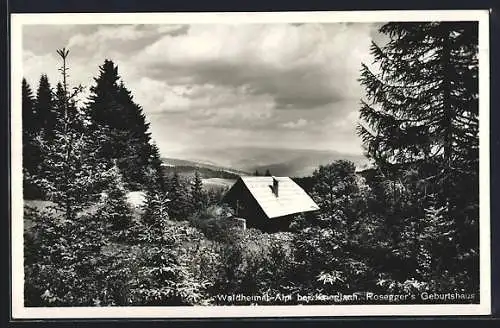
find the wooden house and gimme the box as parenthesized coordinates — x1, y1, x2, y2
(223, 176, 320, 232)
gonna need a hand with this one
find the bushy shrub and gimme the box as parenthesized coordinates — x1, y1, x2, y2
(128, 220, 214, 305)
(211, 228, 296, 303)
(188, 205, 237, 242)
(24, 207, 110, 306)
(24, 191, 224, 306)
(96, 164, 135, 241)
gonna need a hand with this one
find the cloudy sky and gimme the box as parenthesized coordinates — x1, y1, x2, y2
(22, 23, 385, 159)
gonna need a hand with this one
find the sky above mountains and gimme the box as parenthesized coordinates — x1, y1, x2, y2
(23, 22, 385, 159)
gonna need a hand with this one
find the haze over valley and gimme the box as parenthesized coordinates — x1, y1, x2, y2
(162, 146, 369, 178)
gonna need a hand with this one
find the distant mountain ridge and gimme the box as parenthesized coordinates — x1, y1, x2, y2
(161, 157, 249, 179)
(162, 146, 369, 178)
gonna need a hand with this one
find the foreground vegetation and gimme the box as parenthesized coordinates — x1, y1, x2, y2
(22, 21, 479, 306)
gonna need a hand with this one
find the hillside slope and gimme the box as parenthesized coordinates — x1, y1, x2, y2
(161, 158, 249, 179)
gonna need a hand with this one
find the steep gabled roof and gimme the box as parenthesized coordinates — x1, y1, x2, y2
(237, 176, 320, 219)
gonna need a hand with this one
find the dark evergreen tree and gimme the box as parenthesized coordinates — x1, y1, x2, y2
(358, 22, 478, 202)
(167, 172, 190, 220)
(22, 78, 43, 198)
(53, 82, 85, 134)
(311, 160, 359, 216)
(35, 74, 56, 140)
(87, 60, 123, 161)
(148, 142, 166, 192)
(22, 79, 40, 173)
(22, 78, 36, 136)
(191, 170, 206, 212)
(264, 169, 272, 176)
(292, 161, 379, 294)
(357, 22, 479, 290)
(115, 82, 158, 189)
(87, 60, 165, 191)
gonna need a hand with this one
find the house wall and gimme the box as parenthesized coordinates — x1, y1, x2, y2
(260, 215, 295, 233)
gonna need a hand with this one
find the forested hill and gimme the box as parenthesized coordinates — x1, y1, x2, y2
(161, 158, 249, 179)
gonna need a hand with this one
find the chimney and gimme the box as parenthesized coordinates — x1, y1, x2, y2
(272, 176, 279, 197)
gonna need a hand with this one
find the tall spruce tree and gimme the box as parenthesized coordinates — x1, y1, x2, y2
(22, 79, 36, 136)
(35, 74, 56, 140)
(357, 22, 479, 289)
(116, 82, 157, 189)
(148, 142, 166, 192)
(87, 60, 164, 191)
(87, 59, 123, 161)
(22, 79, 37, 171)
(358, 22, 478, 192)
(33, 48, 106, 220)
(22, 78, 44, 199)
(167, 172, 189, 219)
(191, 170, 206, 212)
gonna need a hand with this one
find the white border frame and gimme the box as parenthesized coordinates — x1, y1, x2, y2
(10, 10, 491, 319)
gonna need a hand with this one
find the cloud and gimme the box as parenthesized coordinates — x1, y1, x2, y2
(282, 118, 307, 129)
(66, 24, 188, 49)
(66, 25, 164, 59)
(133, 23, 375, 109)
(22, 50, 60, 86)
(23, 25, 99, 55)
(129, 77, 192, 113)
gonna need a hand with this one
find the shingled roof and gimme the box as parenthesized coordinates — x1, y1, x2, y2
(237, 176, 320, 219)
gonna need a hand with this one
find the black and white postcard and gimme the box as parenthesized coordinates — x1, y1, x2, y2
(10, 10, 491, 318)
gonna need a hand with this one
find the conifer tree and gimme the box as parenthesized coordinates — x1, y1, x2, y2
(115, 82, 157, 189)
(99, 163, 134, 233)
(191, 170, 206, 212)
(167, 172, 189, 220)
(54, 82, 85, 134)
(22, 78, 36, 136)
(35, 74, 56, 140)
(293, 161, 376, 293)
(357, 22, 479, 288)
(265, 169, 272, 176)
(22, 79, 37, 170)
(24, 74, 56, 198)
(22, 78, 43, 198)
(131, 204, 206, 305)
(24, 49, 114, 306)
(141, 189, 170, 227)
(24, 207, 110, 306)
(357, 22, 478, 197)
(34, 48, 106, 220)
(147, 142, 166, 192)
(311, 160, 359, 216)
(87, 60, 123, 161)
(87, 60, 165, 191)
